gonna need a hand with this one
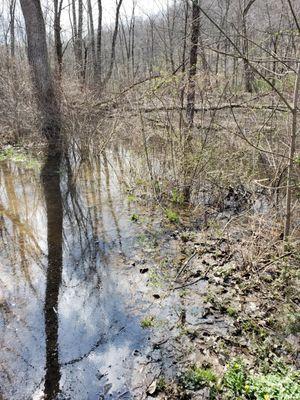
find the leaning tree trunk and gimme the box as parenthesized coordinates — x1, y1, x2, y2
(20, 0, 61, 139)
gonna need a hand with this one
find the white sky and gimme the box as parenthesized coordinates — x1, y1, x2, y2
(57, 0, 169, 35)
(102, 0, 169, 20)
(55, 0, 170, 34)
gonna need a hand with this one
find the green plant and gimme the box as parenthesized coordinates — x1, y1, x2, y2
(130, 213, 139, 222)
(165, 208, 179, 223)
(226, 307, 237, 317)
(0, 147, 40, 169)
(171, 188, 185, 205)
(127, 194, 137, 202)
(140, 316, 155, 329)
(148, 270, 163, 288)
(222, 358, 300, 400)
(247, 370, 300, 400)
(286, 312, 300, 334)
(156, 376, 167, 392)
(182, 365, 217, 391)
(223, 359, 247, 397)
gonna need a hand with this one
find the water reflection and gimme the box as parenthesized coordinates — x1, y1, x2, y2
(42, 146, 63, 399)
(0, 144, 160, 400)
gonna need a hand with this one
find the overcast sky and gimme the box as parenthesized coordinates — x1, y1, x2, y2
(58, 0, 169, 33)
(107, 0, 168, 18)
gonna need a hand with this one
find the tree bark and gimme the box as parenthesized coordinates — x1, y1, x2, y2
(96, 0, 102, 79)
(284, 62, 300, 240)
(242, 0, 257, 93)
(186, 0, 200, 128)
(54, 0, 63, 79)
(9, 0, 16, 58)
(183, 0, 200, 202)
(87, 0, 96, 77)
(20, 0, 61, 139)
(102, 0, 124, 87)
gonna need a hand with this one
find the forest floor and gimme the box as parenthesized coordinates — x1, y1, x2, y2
(133, 209, 300, 399)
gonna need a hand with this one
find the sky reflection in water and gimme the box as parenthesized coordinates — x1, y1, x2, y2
(0, 146, 158, 400)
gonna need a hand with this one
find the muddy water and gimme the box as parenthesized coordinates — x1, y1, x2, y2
(0, 145, 170, 400)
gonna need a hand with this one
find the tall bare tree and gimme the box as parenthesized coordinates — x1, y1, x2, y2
(102, 0, 124, 87)
(20, 0, 61, 138)
(241, 0, 257, 92)
(9, 0, 16, 58)
(186, 0, 200, 128)
(54, 0, 63, 79)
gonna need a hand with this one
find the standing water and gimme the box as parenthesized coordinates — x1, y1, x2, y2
(0, 144, 172, 400)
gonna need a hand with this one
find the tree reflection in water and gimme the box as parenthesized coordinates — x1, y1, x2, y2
(0, 143, 161, 400)
(42, 143, 63, 399)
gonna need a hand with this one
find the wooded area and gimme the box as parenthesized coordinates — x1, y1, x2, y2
(0, 0, 299, 399)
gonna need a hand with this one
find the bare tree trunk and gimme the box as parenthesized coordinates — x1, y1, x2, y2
(179, 0, 189, 132)
(284, 0, 300, 240)
(131, 4, 135, 78)
(73, 0, 83, 80)
(242, 0, 256, 93)
(102, 0, 124, 87)
(54, 0, 63, 79)
(9, 0, 16, 58)
(184, 0, 200, 202)
(96, 0, 102, 80)
(284, 62, 300, 240)
(186, 0, 200, 128)
(20, 0, 61, 139)
(87, 0, 96, 77)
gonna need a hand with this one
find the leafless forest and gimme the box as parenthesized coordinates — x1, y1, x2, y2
(0, 0, 300, 399)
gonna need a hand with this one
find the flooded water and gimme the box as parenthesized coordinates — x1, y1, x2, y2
(0, 144, 172, 400)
